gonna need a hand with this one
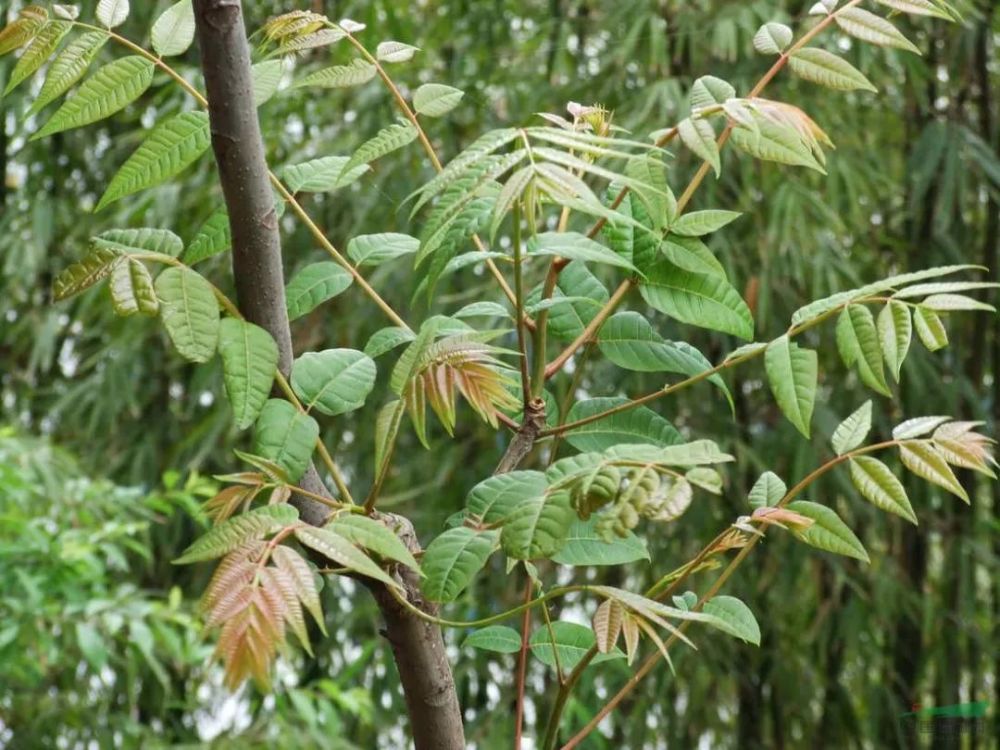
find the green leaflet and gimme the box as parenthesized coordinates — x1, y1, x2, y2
(702, 596, 761, 645)
(217, 319, 279, 430)
(5, 20, 70, 95)
(550, 518, 650, 566)
(598, 311, 731, 404)
(421, 527, 498, 603)
(670, 210, 741, 237)
(251, 60, 283, 106)
(831, 401, 873, 456)
(639, 259, 754, 340)
(689, 75, 735, 111)
(731, 117, 825, 173)
(151, 0, 194, 57)
(836, 305, 890, 396)
(877, 301, 912, 382)
(835, 7, 921, 54)
(748, 471, 786, 509)
(97, 112, 211, 211)
(290, 349, 376, 416)
(183, 209, 231, 264)
(892, 416, 951, 440)
(0, 7, 48, 56)
(873, 0, 953, 19)
(76, 622, 109, 671)
(466, 471, 547, 525)
(346, 233, 419, 267)
(463, 625, 522, 654)
(535, 261, 610, 343)
(789, 48, 877, 92)
(898, 441, 968, 502)
(373, 398, 406, 479)
(849, 456, 917, 523)
(93, 228, 184, 257)
(564, 398, 682, 452)
(413, 83, 464, 116)
(764, 335, 817, 437)
(28, 30, 109, 115)
(786, 500, 870, 563)
(914, 305, 949, 350)
(365, 326, 415, 358)
(252, 399, 319, 483)
(292, 58, 375, 89)
(603, 190, 660, 272)
(283, 156, 370, 193)
(109, 258, 158, 316)
(376, 40, 419, 63)
(34, 56, 154, 139)
(500, 490, 575, 560)
(527, 232, 637, 272)
(326, 515, 420, 572)
(96, 0, 129, 28)
(660, 235, 726, 278)
(53, 245, 121, 300)
(529, 621, 625, 670)
(342, 120, 418, 176)
(753, 22, 792, 55)
(154, 266, 220, 363)
(285, 262, 353, 320)
(677, 117, 721, 176)
(173, 505, 298, 564)
(294, 526, 401, 590)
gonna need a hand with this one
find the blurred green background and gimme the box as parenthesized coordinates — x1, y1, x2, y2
(1, 1, 997, 748)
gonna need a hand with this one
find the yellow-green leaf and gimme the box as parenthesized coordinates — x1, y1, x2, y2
(154, 266, 220, 363)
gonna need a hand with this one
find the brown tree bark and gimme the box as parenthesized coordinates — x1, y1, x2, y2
(191, 3, 465, 748)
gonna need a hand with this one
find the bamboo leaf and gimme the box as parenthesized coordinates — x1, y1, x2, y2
(788, 48, 878, 92)
(173, 505, 298, 564)
(252, 399, 319, 483)
(785, 500, 870, 562)
(218, 319, 279, 430)
(151, 0, 194, 57)
(97, 111, 211, 210)
(421, 527, 498, 602)
(764, 335, 818, 437)
(291, 349, 377, 416)
(849, 456, 917, 523)
(285, 262, 353, 320)
(154, 266, 220, 363)
(34, 56, 154, 139)
(832, 401, 872, 455)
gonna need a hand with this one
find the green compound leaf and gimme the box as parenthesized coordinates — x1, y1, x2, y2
(550, 517, 650, 566)
(788, 48, 877, 92)
(173, 505, 298, 564)
(53, 245, 121, 300)
(97, 111, 211, 211)
(466, 471, 547, 525)
(421, 527, 498, 603)
(849, 456, 917, 523)
(154, 266, 220, 363)
(764, 335, 817, 437)
(831, 401, 873, 456)
(34, 56, 154, 139)
(413, 83, 464, 117)
(151, 0, 194, 57)
(290, 349, 377, 416)
(702, 596, 761, 645)
(639, 259, 754, 340)
(877, 300, 912, 382)
(326, 515, 419, 572)
(252, 399, 319, 483)
(28, 30, 109, 115)
(217, 319, 279, 430)
(285, 262, 354, 320)
(109, 258, 158, 316)
(835, 305, 890, 396)
(294, 526, 401, 590)
(463, 625, 522, 654)
(564, 397, 682, 452)
(500, 490, 575, 560)
(785, 500, 870, 563)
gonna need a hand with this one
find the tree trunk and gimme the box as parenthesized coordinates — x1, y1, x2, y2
(191, 4, 465, 748)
